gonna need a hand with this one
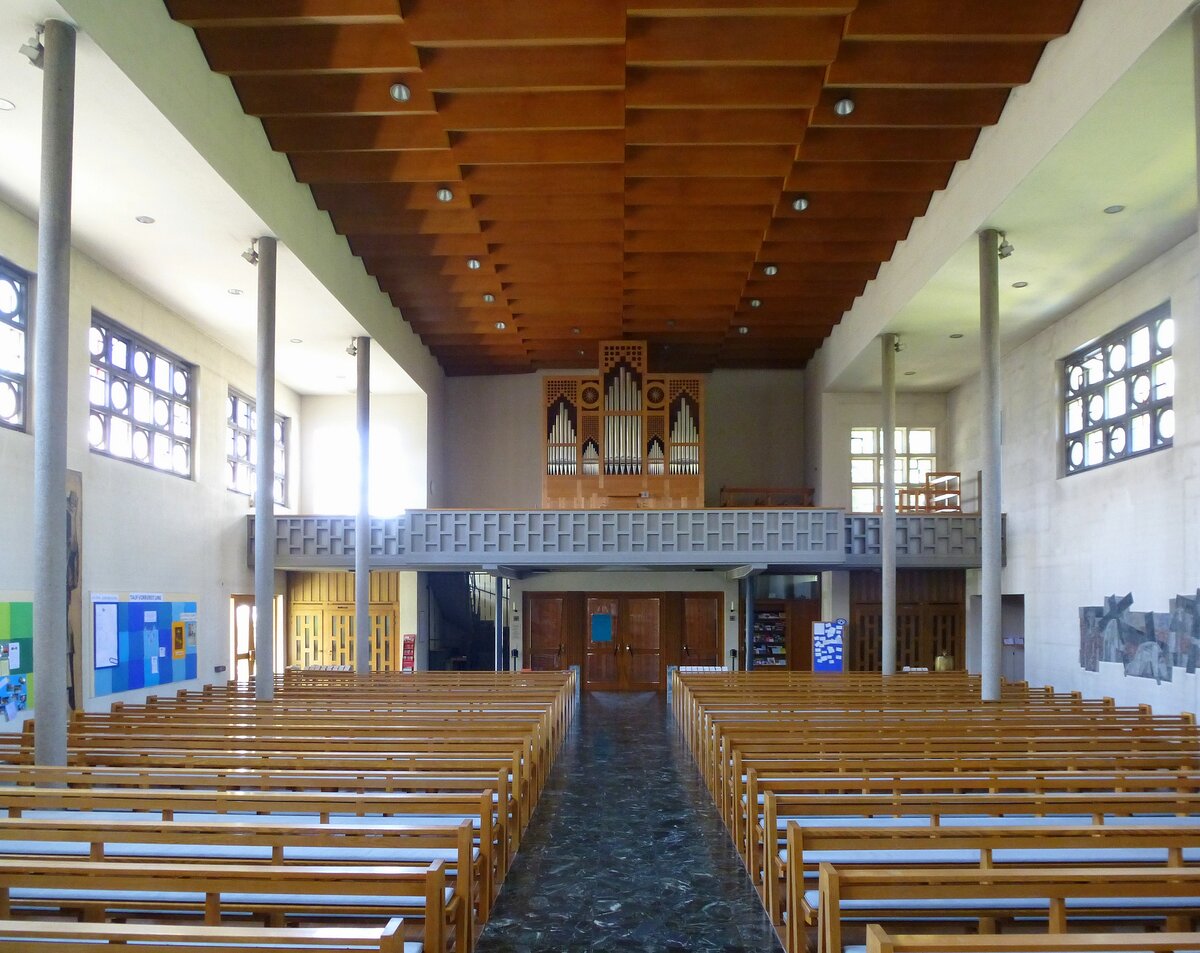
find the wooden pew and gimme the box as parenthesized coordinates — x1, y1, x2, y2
(865, 925, 1200, 953)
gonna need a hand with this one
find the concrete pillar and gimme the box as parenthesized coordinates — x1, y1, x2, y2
(32, 19, 76, 766)
(880, 333, 898, 676)
(742, 576, 756, 671)
(979, 228, 1003, 702)
(494, 577, 505, 672)
(253, 237, 278, 702)
(354, 337, 371, 676)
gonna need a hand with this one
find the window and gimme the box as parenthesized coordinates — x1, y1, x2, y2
(227, 389, 288, 506)
(0, 258, 30, 432)
(1063, 302, 1173, 475)
(849, 426, 937, 512)
(88, 313, 193, 477)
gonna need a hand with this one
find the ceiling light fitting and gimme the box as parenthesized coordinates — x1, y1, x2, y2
(571, 326, 580, 334)
(904, 370, 916, 376)
(389, 82, 411, 103)
(1012, 281, 1029, 289)
(0, 98, 15, 111)
(289, 338, 302, 344)
(749, 299, 761, 308)
(241, 240, 260, 266)
(135, 215, 155, 225)
(19, 25, 44, 69)
(949, 333, 964, 339)
(762, 264, 779, 276)
(466, 258, 481, 270)
(494, 321, 506, 330)
(435, 187, 454, 203)
(482, 293, 495, 303)
(997, 232, 1014, 259)
(791, 196, 809, 212)
(1103, 204, 1125, 215)
(833, 97, 855, 117)
(737, 326, 749, 335)
(346, 339, 358, 357)
(227, 288, 243, 296)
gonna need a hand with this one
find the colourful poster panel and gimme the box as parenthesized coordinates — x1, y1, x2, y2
(92, 598, 198, 697)
(813, 619, 846, 673)
(0, 601, 34, 719)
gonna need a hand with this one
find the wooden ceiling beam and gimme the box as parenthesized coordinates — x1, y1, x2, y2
(487, 243, 624, 264)
(845, 0, 1082, 41)
(475, 194, 625, 221)
(628, 2, 856, 16)
(626, 108, 808, 145)
(496, 262, 621, 282)
(401, 0, 625, 45)
(627, 15, 844, 66)
(291, 150, 463, 183)
(450, 130, 625, 164)
(420, 46, 625, 92)
(625, 177, 781, 205)
(743, 261, 880, 281)
(622, 306, 734, 322)
(741, 278, 870, 296)
(624, 273, 748, 291)
(624, 253, 754, 273)
(437, 91, 625, 131)
(164, 0, 398, 27)
(627, 66, 824, 108)
(350, 233, 488, 257)
(194, 24, 418, 74)
(785, 161, 953, 192)
(263, 115, 450, 152)
(764, 217, 912, 242)
(482, 220, 624, 243)
(624, 289, 741, 307)
(510, 300, 621, 316)
(756, 240, 897, 262)
(465, 163, 623, 194)
(798, 128, 980, 162)
(626, 230, 764, 253)
(809, 88, 1010, 127)
(331, 209, 482, 234)
(776, 190, 933, 219)
(311, 182, 469, 214)
(626, 145, 795, 177)
(232, 74, 436, 116)
(828, 41, 1046, 87)
(733, 295, 857, 314)
(625, 206, 773, 231)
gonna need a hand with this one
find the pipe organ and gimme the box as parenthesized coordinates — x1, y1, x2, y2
(543, 341, 705, 509)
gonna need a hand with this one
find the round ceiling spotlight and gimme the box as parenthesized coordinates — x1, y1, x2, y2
(904, 370, 916, 377)
(762, 264, 779, 276)
(482, 293, 496, 303)
(666, 319, 676, 328)
(388, 82, 412, 103)
(494, 321, 507, 330)
(466, 258, 482, 270)
(135, 215, 155, 224)
(435, 187, 454, 203)
(1103, 204, 1126, 215)
(571, 326, 581, 334)
(949, 333, 964, 339)
(1012, 281, 1029, 289)
(791, 196, 809, 212)
(227, 288, 243, 296)
(737, 326, 749, 335)
(833, 97, 856, 117)
(749, 298, 762, 308)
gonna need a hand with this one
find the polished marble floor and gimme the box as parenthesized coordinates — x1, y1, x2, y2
(476, 691, 782, 953)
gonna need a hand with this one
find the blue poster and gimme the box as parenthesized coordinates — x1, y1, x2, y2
(590, 612, 613, 643)
(813, 618, 846, 673)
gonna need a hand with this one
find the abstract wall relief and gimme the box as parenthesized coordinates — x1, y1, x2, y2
(1079, 591, 1200, 682)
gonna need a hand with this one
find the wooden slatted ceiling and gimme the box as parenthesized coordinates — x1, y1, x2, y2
(165, 0, 1083, 376)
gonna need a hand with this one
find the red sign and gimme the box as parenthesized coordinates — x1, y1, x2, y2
(401, 633, 416, 673)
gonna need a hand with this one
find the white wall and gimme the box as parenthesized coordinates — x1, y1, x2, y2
(0, 199, 301, 725)
(509, 570, 741, 669)
(947, 234, 1199, 715)
(300, 393, 428, 514)
(441, 368, 808, 509)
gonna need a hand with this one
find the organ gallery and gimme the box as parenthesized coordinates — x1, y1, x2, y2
(542, 341, 705, 509)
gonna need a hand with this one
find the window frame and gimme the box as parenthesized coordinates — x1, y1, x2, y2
(226, 387, 289, 507)
(0, 256, 31, 433)
(849, 426, 938, 513)
(1061, 301, 1173, 477)
(87, 311, 195, 479)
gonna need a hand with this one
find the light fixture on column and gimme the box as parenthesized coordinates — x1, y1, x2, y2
(997, 231, 1014, 259)
(241, 240, 260, 266)
(345, 338, 358, 357)
(18, 24, 44, 69)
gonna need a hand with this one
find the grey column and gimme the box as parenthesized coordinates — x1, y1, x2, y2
(494, 577, 505, 672)
(253, 237, 277, 702)
(880, 333, 898, 677)
(742, 577, 755, 671)
(32, 19, 76, 766)
(354, 336, 371, 676)
(979, 229, 1003, 702)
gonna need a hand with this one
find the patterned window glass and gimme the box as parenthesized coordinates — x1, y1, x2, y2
(88, 312, 193, 478)
(0, 258, 30, 432)
(227, 388, 288, 506)
(1063, 302, 1172, 475)
(850, 426, 937, 511)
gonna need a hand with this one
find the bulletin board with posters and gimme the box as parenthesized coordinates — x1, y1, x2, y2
(92, 593, 197, 696)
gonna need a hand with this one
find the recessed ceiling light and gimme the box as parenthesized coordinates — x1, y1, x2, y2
(289, 338, 302, 344)
(666, 319, 676, 328)
(904, 370, 916, 376)
(0, 99, 14, 111)
(833, 97, 856, 117)
(134, 215, 155, 224)
(227, 288, 243, 296)
(763, 264, 779, 276)
(749, 298, 762, 308)
(949, 333, 964, 339)
(494, 321, 506, 330)
(1103, 204, 1125, 215)
(482, 293, 495, 303)
(1012, 281, 1029, 289)
(578, 349, 585, 357)
(466, 258, 481, 270)
(436, 187, 454, 203)
(388, 82, 411, 103)
(791, 196, 809, 212)
(571, 326, 580, 334)
(737, 326, 749, 335)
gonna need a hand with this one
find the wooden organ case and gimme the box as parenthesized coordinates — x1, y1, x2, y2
(542, 341, 705, 509)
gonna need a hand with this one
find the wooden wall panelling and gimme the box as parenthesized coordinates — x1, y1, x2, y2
(287, 571, 401, 671)
(848, 569, 965, 671)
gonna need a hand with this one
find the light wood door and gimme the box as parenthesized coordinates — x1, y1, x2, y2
(526, 594, 567, 671)
(623, 596, 663, 690)
(585, 596, 621, 690)
(681, 594, 720, 666)
(230, 594, 256, 681)
(289, 604, 398, 671)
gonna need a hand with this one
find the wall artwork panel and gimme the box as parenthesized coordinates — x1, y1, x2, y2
(1079, 590, 1200, 682)
(91, 594, 198, 697)
(0, 599, 33, 720)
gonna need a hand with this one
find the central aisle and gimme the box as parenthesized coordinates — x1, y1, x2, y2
(476, 691, 781, 953)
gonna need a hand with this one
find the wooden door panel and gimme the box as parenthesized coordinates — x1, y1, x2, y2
(290, 606, 322, 669)
(526, 594, 566, 671)
(623, 596, 662, 690)
(788, 598, 820, 672)
(682, 594, 720, 666)
(586, 596, 621, 690)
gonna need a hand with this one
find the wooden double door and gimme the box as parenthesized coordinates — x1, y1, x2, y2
(525, 590, 722, 691)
